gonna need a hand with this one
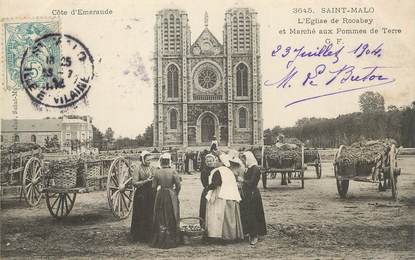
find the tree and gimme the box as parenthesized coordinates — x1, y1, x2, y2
(263, 128, 273, 145)
(92, 125, 104, 149)
(387, 105, 398, 112)
(104, 127, 115, 143)
(359, 91, 385, 113)
(141, 124, 153, 146)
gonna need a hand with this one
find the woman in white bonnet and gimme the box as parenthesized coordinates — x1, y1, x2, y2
(205, 153, 244, 242)
(228, 151, 246, 201)
(151, 153, 182, 248)
(239, 151, 267, 245)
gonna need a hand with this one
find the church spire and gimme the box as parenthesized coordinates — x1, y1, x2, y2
(204, 11, 208, 27)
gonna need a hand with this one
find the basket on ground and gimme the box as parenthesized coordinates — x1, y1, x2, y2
(180, 217, 205, 237)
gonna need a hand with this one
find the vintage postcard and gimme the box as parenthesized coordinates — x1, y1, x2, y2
(1, 0, 414, 259)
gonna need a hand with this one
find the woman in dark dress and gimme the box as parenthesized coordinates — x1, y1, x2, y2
(240, 151, 267, 245)
(130, 151, 155, 243)
(198, 153, 217, 226)
(151, 153, 182, 249)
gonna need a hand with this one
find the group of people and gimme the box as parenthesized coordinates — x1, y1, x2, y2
(130, 151, 182, 249)
(199, 150, 267, 245)
(129, 147, 266, 249)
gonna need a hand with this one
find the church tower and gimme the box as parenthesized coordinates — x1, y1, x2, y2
(153, 8, 263, 148)
(224, 8, 263, 146)
(153, 9, 190, 147)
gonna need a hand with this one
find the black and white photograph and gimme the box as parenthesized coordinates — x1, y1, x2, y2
(0, 0, 414, 259)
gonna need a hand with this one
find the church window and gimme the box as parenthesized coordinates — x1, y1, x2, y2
(175, 18, 181, 52)
(167, 64, 179, 98)
(162, 14, 181, 53)
(169, 109, 178, 130)
(31, 134, 37, 143)
(169, 14, 175, 52)
(238, 107, 248, 128)
(236, 63, 248, 96)
(163, 18, 169, 52)
(14, 134, 19, 142)
(232, 12, 251, 52)
(197, 68, 217, 89)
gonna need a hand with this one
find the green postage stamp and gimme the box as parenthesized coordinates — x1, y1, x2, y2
(2, 18, 60, 90)
(2, 17, 94, 108)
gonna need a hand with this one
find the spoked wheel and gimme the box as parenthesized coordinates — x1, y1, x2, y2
(334, 145, 349, 198)
(45, 192, 76, 219)
(316, 153, 322, 179)
(334, 163, 349, 198)
(389, 145, 398, 200)
(300, 145, 305, 189)
(262, 156, 268, 189)
(262, 171, 267, 189)
(107, 157, 135, 219)
(23, 157, 43, 206)
(336, 179, 349, 198)
(300, 170, 305, 189)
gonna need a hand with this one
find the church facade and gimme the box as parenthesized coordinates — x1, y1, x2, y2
(153, 8, 263, 148)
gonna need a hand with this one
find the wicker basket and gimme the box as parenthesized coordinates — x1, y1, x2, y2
(85, 164, 102, 188)
(53, 166, 78, 189)
(180, 217, 205, 237)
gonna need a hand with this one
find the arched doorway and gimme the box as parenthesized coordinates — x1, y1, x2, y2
(201, 114, 215, 143)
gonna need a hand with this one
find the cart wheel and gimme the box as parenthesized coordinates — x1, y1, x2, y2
(336, 179, 349, 198)
(334, 161, 349, 198)
(389, 145, 398, 200)
(45, 192, 76, 219)
(378, 181, 386, 191)
(23, 157, 43, 206)
(300, 170, 305, 189)
(300, 145, 305, 188)
(316, 164, 322, 179)
(316, 154, 322, 179)
(262, 171, 267, 189)
(107, 157, 135, 219)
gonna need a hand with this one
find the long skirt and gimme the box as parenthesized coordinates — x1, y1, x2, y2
(130, 182, 155, 243)
(205, 189, 244, 241)
(151, 188, 181, 249)
(240, 188, 267, 237)
(199, 187, 208, 226)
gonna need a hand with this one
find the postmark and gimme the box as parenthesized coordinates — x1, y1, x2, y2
(20, 33, 94, 108)
(2, 18, 60, 90)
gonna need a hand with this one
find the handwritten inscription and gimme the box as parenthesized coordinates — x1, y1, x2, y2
(264, 42, 396, 107)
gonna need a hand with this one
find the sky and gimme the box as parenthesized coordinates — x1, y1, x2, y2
(1, 0, 414, 138)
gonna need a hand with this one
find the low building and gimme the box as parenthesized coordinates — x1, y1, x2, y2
(1, 116, 93, 154)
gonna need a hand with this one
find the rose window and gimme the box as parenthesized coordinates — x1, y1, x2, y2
(197, 68, 217, 89)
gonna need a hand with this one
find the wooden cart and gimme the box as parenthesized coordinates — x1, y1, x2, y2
(23, 155, 136, 219)
(333, 144, 401, 200)
(260, 145, 305, 189)
(0, 148, 43, 206)
(304, 148, 322, 179)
